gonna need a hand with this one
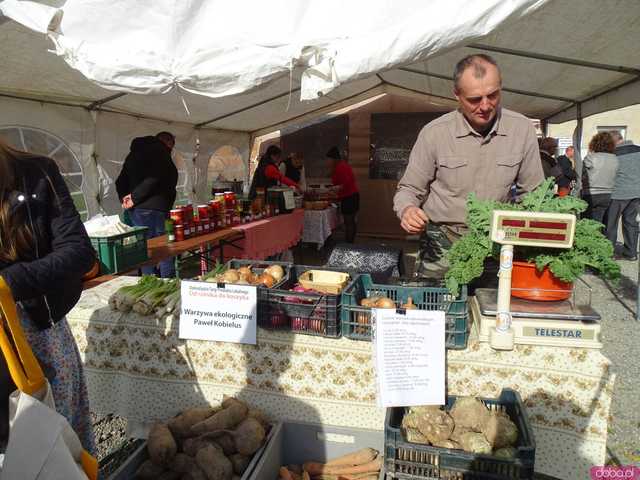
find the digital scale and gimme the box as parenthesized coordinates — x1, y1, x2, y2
(481, 210, 602, 350)
(471, 288, 602, 349)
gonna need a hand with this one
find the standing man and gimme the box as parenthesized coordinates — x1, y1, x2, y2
(539, 137, 562, 182)
(606, 130, 640, 261)
(393, 54, 544, 279)
(116, 131, 178, 277)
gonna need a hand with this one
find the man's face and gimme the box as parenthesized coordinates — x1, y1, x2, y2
(160, 137, 175, 151)
(454, 63, 502, 132)
(566, 147, 574, 159)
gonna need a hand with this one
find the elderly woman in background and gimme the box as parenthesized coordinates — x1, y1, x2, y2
(582, 131, 619, 223)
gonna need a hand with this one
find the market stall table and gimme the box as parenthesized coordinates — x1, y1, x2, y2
(224, 209, 304, 260)
(302, 206, 341, 248)
(84, 228, 244, 289)
(69, 277, 614, 480)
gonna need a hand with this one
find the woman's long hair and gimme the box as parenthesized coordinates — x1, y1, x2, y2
(0, 138, 35, 264)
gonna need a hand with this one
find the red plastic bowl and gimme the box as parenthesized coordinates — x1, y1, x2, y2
(511, 261, 572, 301)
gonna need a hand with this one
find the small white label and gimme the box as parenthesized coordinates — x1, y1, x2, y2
(495, 229, 506, 241)
(496, 311, 512, 332)
(500, 249, 513, 270)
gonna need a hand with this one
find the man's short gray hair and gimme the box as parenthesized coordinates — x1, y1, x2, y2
(453, 54, 501, 91)
(609, 130, 623, 143)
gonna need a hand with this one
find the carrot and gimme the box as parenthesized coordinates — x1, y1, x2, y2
(325, 448, 378, 467)
(280, 467, 295, 480)
(304, 457, 382, 476)
(339, 473, 381, 480)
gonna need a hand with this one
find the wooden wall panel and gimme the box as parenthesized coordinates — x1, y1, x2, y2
(347, 95, 452, 238)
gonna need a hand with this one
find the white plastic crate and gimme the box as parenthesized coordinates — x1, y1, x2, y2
(249, 421, 384, 480)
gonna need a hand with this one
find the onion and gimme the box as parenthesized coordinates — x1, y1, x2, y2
(402, 296, 418, 309)
(375, 297, 396, 309)
(264, 265, 284, 282)
(257, 273, 276, 288)
(238, 266, 252, 277)
(222, 270, 240, 283)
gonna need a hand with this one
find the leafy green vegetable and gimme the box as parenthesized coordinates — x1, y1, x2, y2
(445, 179, 620, 295)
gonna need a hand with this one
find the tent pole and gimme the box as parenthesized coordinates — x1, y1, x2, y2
(251, 83, 388, 136)
(573, 103, 584, 194)
(544, 75, 640, 123)
(87, 92, 128, 110)
(195, 88, 302, 128)
(540, 120, 548, 137)
(397, 67, 576, 103)
(468, 44, 640, 76)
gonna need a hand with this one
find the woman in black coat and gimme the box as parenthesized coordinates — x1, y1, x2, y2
(0, 138, 95, 452)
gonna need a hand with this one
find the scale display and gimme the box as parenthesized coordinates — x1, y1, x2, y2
(490, 210, 576, 248)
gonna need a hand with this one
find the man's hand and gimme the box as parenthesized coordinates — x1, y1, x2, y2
(122, 194, 134, 210)
(401, 206, 428, 234)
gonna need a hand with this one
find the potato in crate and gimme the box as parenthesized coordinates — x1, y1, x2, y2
(341, 274, 469, 349)
(384, 389, 535, 480)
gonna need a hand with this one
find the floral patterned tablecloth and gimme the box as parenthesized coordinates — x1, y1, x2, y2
(68, 277, 614, 480)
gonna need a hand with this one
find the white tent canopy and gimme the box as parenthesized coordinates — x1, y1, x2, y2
(1, 0, 639, 217)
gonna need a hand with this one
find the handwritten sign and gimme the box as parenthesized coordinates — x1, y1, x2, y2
(179, 281, 257, 344)
(373, 308, 445, 407)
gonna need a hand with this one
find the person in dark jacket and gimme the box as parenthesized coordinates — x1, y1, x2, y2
(249, 145, 299, 199)
(539, 137, 563, 184)
(0, 138, 95, 452)
(116, 132, 178, 277)
(555, 145, 577, 196)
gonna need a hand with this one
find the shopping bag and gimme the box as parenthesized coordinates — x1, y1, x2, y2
(0, 279, 98, 480)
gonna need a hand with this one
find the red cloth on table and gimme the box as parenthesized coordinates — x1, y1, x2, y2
(225, 209, 304, 260)
(265, 164, 298, 189)
(331, 160, 358, 199)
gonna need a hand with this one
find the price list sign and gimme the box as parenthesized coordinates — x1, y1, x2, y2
(373, 308, 445, 407)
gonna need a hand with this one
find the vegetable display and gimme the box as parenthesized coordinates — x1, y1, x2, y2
(401, 397, 519, 456)
(200, 263, 284, 288)
(137, 396, 270, 480)
(445, 178, 620, 296)
(278, 448, 382, 480)
(109, 275, 181, 318)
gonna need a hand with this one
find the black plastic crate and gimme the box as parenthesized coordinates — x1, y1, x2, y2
(341, 275, 469, 349)
(384, 389, 535, 480)
(258, 265, 358, 338)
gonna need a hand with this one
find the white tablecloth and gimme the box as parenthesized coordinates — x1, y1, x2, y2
(302, 207, 341, 247)
(70, 277, 615, 480)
